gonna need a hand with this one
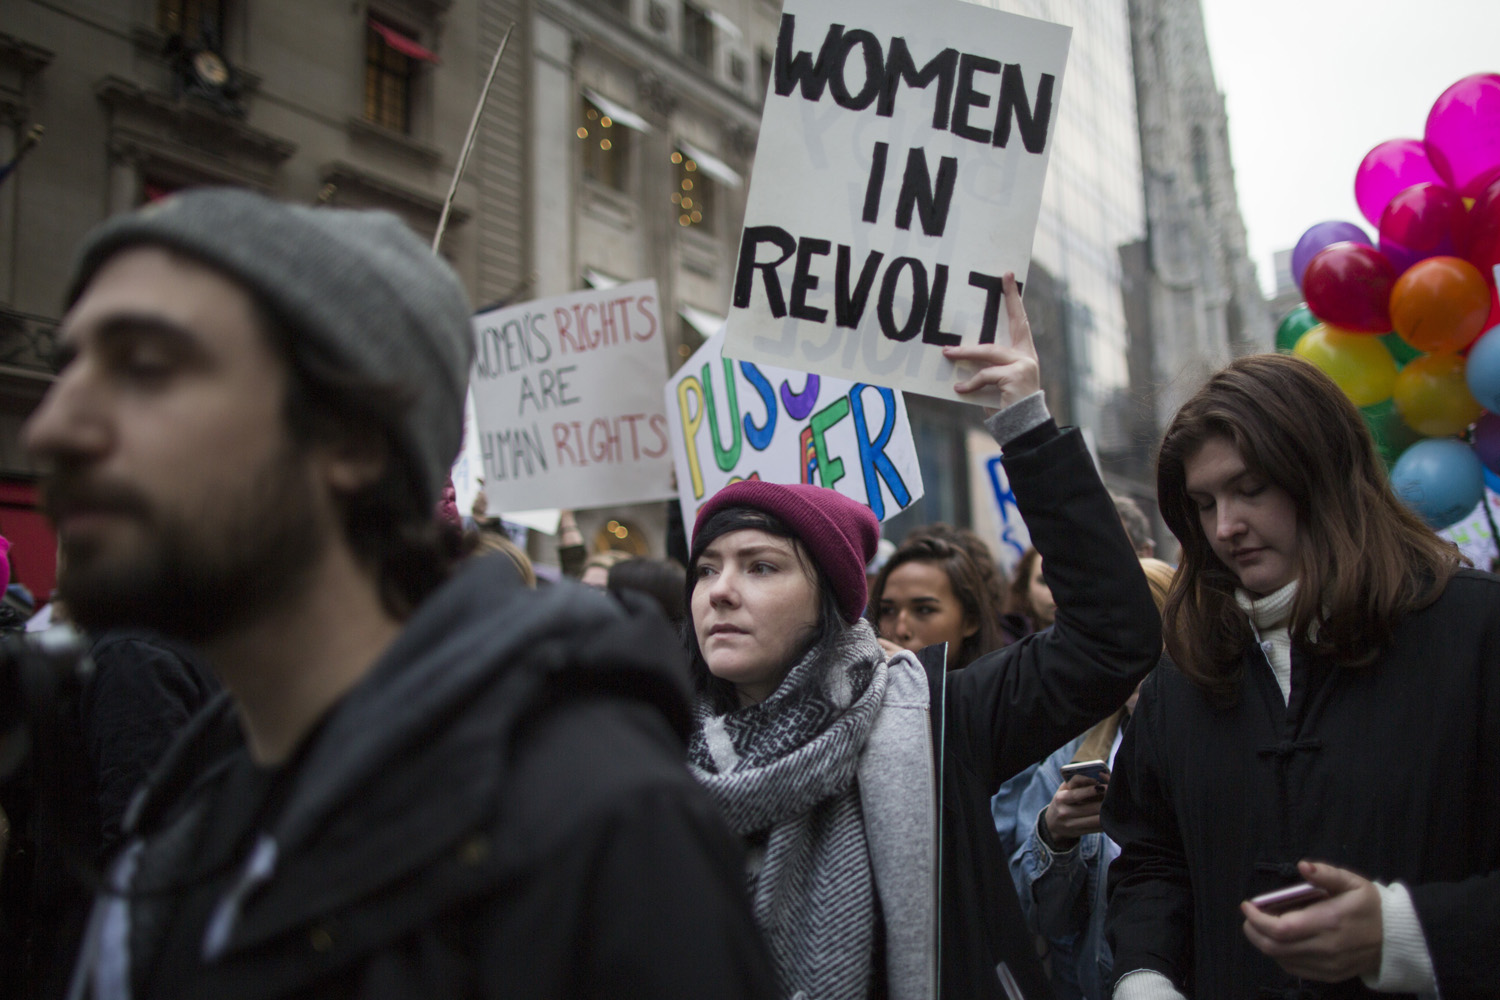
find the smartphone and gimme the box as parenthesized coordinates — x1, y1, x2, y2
(1060, 760, 1109, 784)
(1248, 882, 1329, 915)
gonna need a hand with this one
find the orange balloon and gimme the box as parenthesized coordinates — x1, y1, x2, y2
(1392, 353, 1483, 437)
(1389, 256, 1492, 354)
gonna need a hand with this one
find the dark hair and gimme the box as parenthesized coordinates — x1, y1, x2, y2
(1111, 493, 1154, 555)
(870, 526, 1006, 669)
(1157, 353, 1459, 702)
(259, 299, 452, 619)
(609, 557, 687, 627)
(1006, 547, 1046, 623)
(687, 506, 844, 713)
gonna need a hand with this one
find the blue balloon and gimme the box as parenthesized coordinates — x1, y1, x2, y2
(1465, 324, 1500, 412)
(1391, 438, 1486, 529)
(1486, 465, 1500, 495)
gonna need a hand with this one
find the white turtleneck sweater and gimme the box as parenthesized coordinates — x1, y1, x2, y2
(1113, 580, 1437, 1000)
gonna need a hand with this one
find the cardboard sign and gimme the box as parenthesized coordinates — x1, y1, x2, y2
(467, 280, 675, 513)
(723, 0, 1070, 406)
(964, 426, 1031, 577)
(666, 328, 924, 544)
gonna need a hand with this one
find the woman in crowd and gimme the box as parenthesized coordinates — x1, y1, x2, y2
(1005, 546, 1055, 640)
(870, 526, 1056, 993)
(684, 275, 1160, 1000)
(870, 528, 1008, 670)
(1104, 353, 1500, 999)
(1008, 557, 1176, 1000)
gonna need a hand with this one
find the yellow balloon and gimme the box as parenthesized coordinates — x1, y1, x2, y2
(1393, 353, 1483, 437)
(1292, 324, 1397, 407)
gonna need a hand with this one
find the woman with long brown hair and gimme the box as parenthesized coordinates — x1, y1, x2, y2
(1104, 354, 1500, 1000)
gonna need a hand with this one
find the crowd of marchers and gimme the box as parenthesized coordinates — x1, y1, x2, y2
(0, 189, 1495, 1000)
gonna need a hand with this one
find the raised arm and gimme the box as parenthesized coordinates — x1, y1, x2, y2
(940, 275, 1161, 789)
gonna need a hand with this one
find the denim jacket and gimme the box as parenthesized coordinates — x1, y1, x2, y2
(1009, 733, 1120, 1000)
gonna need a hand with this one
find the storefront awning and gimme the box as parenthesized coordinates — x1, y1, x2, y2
(582, 87, 652, 133)
(677, 139, 743, 188)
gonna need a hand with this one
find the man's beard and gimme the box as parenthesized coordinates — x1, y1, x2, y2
(47, 447, 328, 646)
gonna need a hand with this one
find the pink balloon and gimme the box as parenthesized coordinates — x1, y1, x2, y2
(1425, 74, 1500, 199)
(1355, 139, 1445, 228)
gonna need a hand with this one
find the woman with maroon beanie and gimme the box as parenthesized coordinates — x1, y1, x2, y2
(684, 275, 1160, 1000)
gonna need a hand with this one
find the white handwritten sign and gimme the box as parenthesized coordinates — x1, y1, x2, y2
(723, 0, 1069, 407)
(666, 328, 923, 545)
(467, 280, 674, 513)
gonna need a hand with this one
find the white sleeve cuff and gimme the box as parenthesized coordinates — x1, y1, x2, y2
(1361, 881, 1437, 995)
(983, 390, 1050, 447)
(1114, 969, 1187, 1000)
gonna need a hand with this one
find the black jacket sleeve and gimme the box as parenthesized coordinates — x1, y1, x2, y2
(1101, 669, 1194, 991)
(945, 422, 1162, 792)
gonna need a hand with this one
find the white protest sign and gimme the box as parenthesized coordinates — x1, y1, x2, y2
(666, 327, 924, 544)
(965, 427, 1031, 577)
(724, 0, 1069, 406)
(1440, 485, 1500, 573)
(467, 280, 675, 513)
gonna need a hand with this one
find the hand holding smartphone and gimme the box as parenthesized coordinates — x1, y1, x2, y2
(1059, 759, 1109, 785)
(1247, 882, 1329, 915)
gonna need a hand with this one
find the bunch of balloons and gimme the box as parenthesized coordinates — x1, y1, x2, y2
(1275, 73, 1500, 529)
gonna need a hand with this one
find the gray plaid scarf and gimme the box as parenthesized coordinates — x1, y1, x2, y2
(688, 619, 890, 1000)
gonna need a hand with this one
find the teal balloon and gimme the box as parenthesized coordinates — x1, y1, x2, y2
(1379, 331, 1423, 369)
(1361, 398, 1423, 468)
(1276, 305, 1320, 354)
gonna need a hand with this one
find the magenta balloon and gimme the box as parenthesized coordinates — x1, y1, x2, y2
(1292, 220, 1372, 289)
(1426, 74, 1500, 199)
(1354, 139, 1445, 228)
(1378, 182, 1469, 275)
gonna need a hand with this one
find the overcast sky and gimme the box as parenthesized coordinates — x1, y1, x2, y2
(1201, 0, 1500, 297)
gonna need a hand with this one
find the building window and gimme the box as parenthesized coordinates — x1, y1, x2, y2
(578, 95, 631, 191)
(157, 0, 226, 42)
(1191, 124, 1210, 193)
(682, 3, 714, 69)
(671, 149, 714, 233)
(365, 20, 428, 133)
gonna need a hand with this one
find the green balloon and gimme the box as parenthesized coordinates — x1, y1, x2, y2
(1276, 305, 1319, 354)
(1379, 332, 1423, 369)
(1361, 398, 1423, 469)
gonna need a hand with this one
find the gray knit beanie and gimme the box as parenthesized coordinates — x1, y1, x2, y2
(66, 188, 474, 510)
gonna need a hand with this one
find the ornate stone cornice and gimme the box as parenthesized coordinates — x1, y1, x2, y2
(94, 75, 295, 167)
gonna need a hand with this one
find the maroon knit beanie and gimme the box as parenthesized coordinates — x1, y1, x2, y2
(692, 481, 880, 622)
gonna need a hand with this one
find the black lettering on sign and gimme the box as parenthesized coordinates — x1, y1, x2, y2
(921, 264, 960, 346)
(862, 141, 889, 224)
(878, 257, 928, 342)
(968, 271, 1024, 343)
(895, 147, 959, 237)
(835, 245, 884, 328)
(952, 53, 1000, 143)
(878, 37, 958, 130)
(828, 29, 884, 110)
(995, 64, 1056, 153)
(790, 238, 832, 322)
(774, 15, 844, 101)
(733, 226, 798, 317)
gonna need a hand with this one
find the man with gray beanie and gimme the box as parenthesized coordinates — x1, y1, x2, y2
(22, 188, 774, 999)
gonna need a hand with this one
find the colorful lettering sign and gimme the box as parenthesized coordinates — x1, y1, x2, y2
(465, 280, 675, 513)
(666, 328, 923, 545)
(723, 0, 1070, 406)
